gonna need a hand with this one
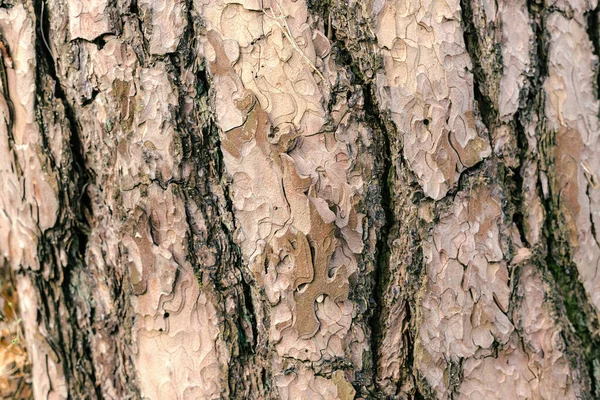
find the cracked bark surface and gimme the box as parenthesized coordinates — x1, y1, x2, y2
(1, 0, 600, 398)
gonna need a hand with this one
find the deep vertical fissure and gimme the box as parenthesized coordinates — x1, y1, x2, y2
(586, 4, 600, 109)
(364, 81, 394, 395)
(541, 149, 600, 396)
(528, 1, 600, 395)
(326, 13, 427, 395)
(459, 0, 500, 145)
(32, 0, 99, 396)
(181, 16, 269, 391)
(322, 0, 434, 394)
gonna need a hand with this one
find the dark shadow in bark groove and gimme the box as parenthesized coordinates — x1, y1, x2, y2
(324, 5, 427, 396)
(31, 0, 106, 397)
(173, 8, 272, 391)
(541, 139, 600, 396)
(586, 4, 600, 110)
(329, 23, 391, 396)
(511, 114, 529, 246)
(530, 2, 600, 395)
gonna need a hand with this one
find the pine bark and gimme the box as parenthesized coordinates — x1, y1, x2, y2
(1, 0, 600, 398)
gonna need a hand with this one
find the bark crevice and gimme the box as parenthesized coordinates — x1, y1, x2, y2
(30, 0, 106, 396)
(327, 10, 428, 396)
(181, 26, 270, 394)
(532, 6, 600, 394)
(541, 137, 600, 396)
(586, 4, 600, 108)
(459, 0, 499, 148)
(330, 25, 391, 397)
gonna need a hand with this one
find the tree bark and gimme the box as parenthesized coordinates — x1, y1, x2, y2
(1, 0, 600, 398)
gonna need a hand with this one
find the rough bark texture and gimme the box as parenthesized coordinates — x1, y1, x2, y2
(1, 0, 600, 398)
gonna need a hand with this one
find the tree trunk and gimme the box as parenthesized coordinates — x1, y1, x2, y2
(1, 0, 600, 398)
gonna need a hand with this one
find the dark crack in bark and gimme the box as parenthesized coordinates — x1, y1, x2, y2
(586, 3, 600, 112)
(325, 3, 427, 397)
(32, 0, 107, 397)
(532, 3, 600, 395)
